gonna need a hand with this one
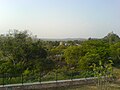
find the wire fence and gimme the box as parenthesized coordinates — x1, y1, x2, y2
(0, 71, 118, 90)
(0, 70, 94, 86)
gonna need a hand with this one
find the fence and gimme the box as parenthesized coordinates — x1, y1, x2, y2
(0, 70, 94, 86)
(0, 71, 116, 90)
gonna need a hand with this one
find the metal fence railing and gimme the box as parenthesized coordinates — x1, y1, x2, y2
(0, 70, 94, 86)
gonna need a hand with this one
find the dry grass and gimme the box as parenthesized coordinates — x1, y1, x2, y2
(113, 67, 120, 79)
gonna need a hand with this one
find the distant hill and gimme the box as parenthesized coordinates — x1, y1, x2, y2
(40, 38, 87, 41)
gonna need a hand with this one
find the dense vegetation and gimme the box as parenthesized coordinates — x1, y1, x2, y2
(0, 30, 120, 84)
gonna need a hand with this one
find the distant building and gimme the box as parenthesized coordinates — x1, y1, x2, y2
(59, 41, 63, 45)
(59, 41, 68, 46)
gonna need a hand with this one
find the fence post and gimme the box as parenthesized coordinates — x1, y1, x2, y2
(71, 71, 73, 80)
(70, 67, 74, 81)
(2, 73, 4, 86)
(39, 72, 41, 83)
(21, 74, 23, 85)
(55, 70, 57, 82)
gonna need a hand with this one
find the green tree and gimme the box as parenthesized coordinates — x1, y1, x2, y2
(0, 30, 54, 76)
(79, 53, 101, 70)
(64, 46, 82, 68)
(110, 42, 120, 64)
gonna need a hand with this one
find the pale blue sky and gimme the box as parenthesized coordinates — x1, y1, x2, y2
(0, 0, 120, 38)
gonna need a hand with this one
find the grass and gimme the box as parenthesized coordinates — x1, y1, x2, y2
(36, 82, 120, 90)
(30, 82, 120, 90)
(113, 67, 120, 79)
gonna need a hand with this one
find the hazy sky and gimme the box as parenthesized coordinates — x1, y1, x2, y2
(0, 0, 120, 38)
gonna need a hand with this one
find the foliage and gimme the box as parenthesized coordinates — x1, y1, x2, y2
(110, 42, 120, 64)
(64, 46, 82, 67)
(0, 30, 54, 75)
(91, 60, 114, 90)
(0, 30, 120, 85)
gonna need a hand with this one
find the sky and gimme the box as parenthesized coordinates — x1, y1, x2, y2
(0, 0, 120, 39)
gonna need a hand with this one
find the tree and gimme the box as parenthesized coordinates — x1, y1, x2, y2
(110, 42, 120, 64)
(64, 46, 82, 68)
(0, 30, 54, 76)
(79, 53, 101, 70)
(103, 32, 120, 44)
